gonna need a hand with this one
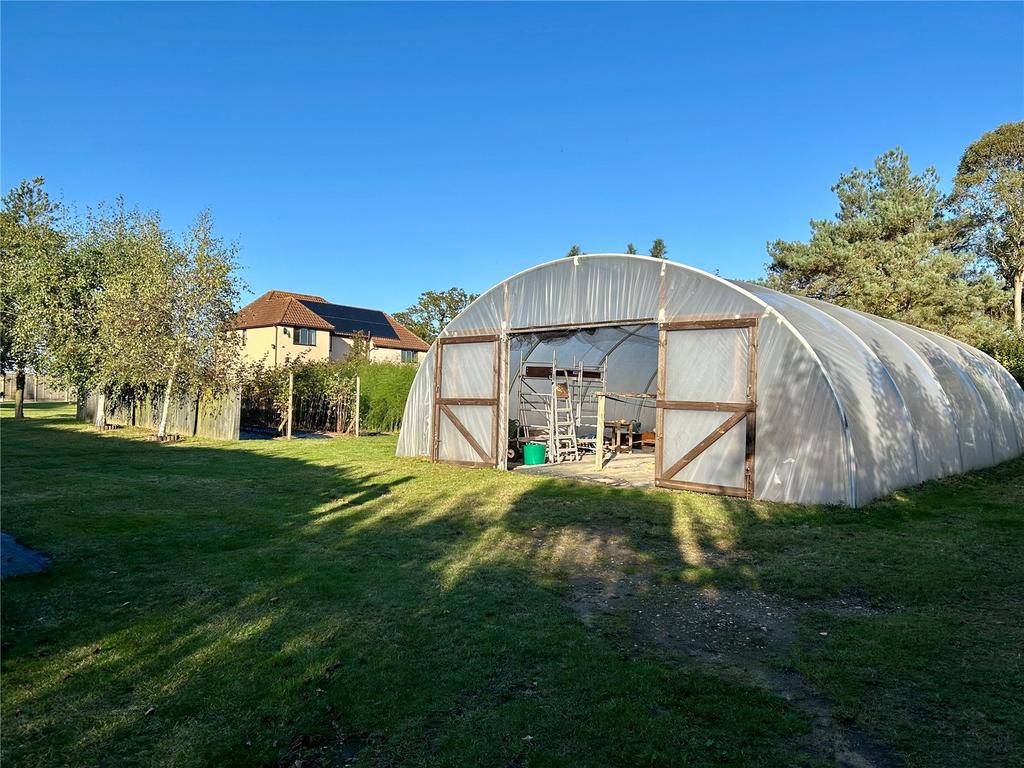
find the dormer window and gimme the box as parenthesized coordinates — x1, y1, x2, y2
(295, 328, 316, 346)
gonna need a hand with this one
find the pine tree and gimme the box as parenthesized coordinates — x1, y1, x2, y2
(766, 148, 1006, 344)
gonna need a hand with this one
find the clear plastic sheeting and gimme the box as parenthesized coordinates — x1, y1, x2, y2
(435, 339, 498, 464)
(664, 410, 748, 489)
(970, 344, 1024, 447)
(400, 345, 438, 460)
(661, 324, 750, 492)
(749, 313, 851, 505)
(801, 297, 962, 482)
(439, 341, 495, 399)
(736, 283, 921, 504)
(664, 328, 748, 403)
(437, 405, 492, 464)
(397, 255, 1024, 506)
(870, 316, 995, 471)
(914, 329, 1021, 462)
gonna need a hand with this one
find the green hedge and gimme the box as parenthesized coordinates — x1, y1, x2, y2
(242, 359, 418, 433)
(350, 361, 418, 432)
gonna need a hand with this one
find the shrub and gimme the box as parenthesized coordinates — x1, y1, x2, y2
(350, 361, 417, 432)
(240, 358, 416, 433)
(982, 334, 1024, 387)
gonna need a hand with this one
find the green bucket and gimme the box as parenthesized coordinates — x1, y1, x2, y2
(523, 443, 546, 465)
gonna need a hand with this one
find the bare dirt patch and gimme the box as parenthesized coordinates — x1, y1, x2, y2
(550, 522, 900, 768)
(271, 719, 368, 767)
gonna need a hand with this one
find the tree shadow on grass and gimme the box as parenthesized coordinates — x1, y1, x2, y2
(1, 408, 811, 767)
(3, 406, 1020, 767)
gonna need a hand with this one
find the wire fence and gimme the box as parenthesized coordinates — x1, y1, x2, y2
(240, 389, 358, 434)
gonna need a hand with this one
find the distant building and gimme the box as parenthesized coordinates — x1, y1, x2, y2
(234, 290, 428, 367)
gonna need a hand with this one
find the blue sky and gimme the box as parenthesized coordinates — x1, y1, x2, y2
(3, 2, 1022, 312)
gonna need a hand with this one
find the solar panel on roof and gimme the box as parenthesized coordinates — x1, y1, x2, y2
(299, 300, 399, 340)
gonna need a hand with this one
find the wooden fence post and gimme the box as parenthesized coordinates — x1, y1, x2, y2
(354, 376, 360, 437)
(595, 392, 606, 470)
(286, 370, 294, 440)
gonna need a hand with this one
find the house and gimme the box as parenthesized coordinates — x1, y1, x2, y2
(234, 290, 429, 367)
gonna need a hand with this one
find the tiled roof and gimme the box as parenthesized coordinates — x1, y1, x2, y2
(234, 291, 334, 331)
(235, 291, 430, 352)
(265, 290, 327, 303)
(375, 314, 430, 351)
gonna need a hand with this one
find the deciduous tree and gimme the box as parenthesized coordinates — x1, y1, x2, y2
(94, 208, 242, 438)
(0, 178, 69, 417)
(393, 288, 478, 344)
(950, 121, 1024, 334)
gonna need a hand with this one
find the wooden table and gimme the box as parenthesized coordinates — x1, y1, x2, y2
(607, 420, 634, 454)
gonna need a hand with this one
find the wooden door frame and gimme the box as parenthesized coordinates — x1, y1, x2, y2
(655, 317, 759, 498)
(431, 334, 501, 467)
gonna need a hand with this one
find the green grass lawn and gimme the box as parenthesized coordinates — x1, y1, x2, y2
(2, 403, 1022, 767)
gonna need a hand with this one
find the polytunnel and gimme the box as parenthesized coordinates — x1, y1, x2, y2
(397, 254, 1024, 506)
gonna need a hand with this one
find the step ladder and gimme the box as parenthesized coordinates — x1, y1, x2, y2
(548, 378, 579, 462)
(516, 352, 607, 464)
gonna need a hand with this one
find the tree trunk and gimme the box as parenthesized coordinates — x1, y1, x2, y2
(14, 366, 25, 419)
(95, 391, 107, 427)
(158, 358, 180, 439)
(1014, 269, 1023, 336)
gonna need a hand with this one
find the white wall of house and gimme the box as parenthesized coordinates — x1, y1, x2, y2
(369, 346, 422, 364)
(329, 334, 422, 364)
(330, 335, 354, 361)
(239, 326, 330, 367)
(369, 346, 402, 363)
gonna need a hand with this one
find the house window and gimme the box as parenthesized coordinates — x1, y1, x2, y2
(295, 328, 316, 346)
(401, 349, 417, 363)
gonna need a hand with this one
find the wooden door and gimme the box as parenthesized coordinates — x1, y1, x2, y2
(431, 335, 501, 467)
(655, 318, 758, 498)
